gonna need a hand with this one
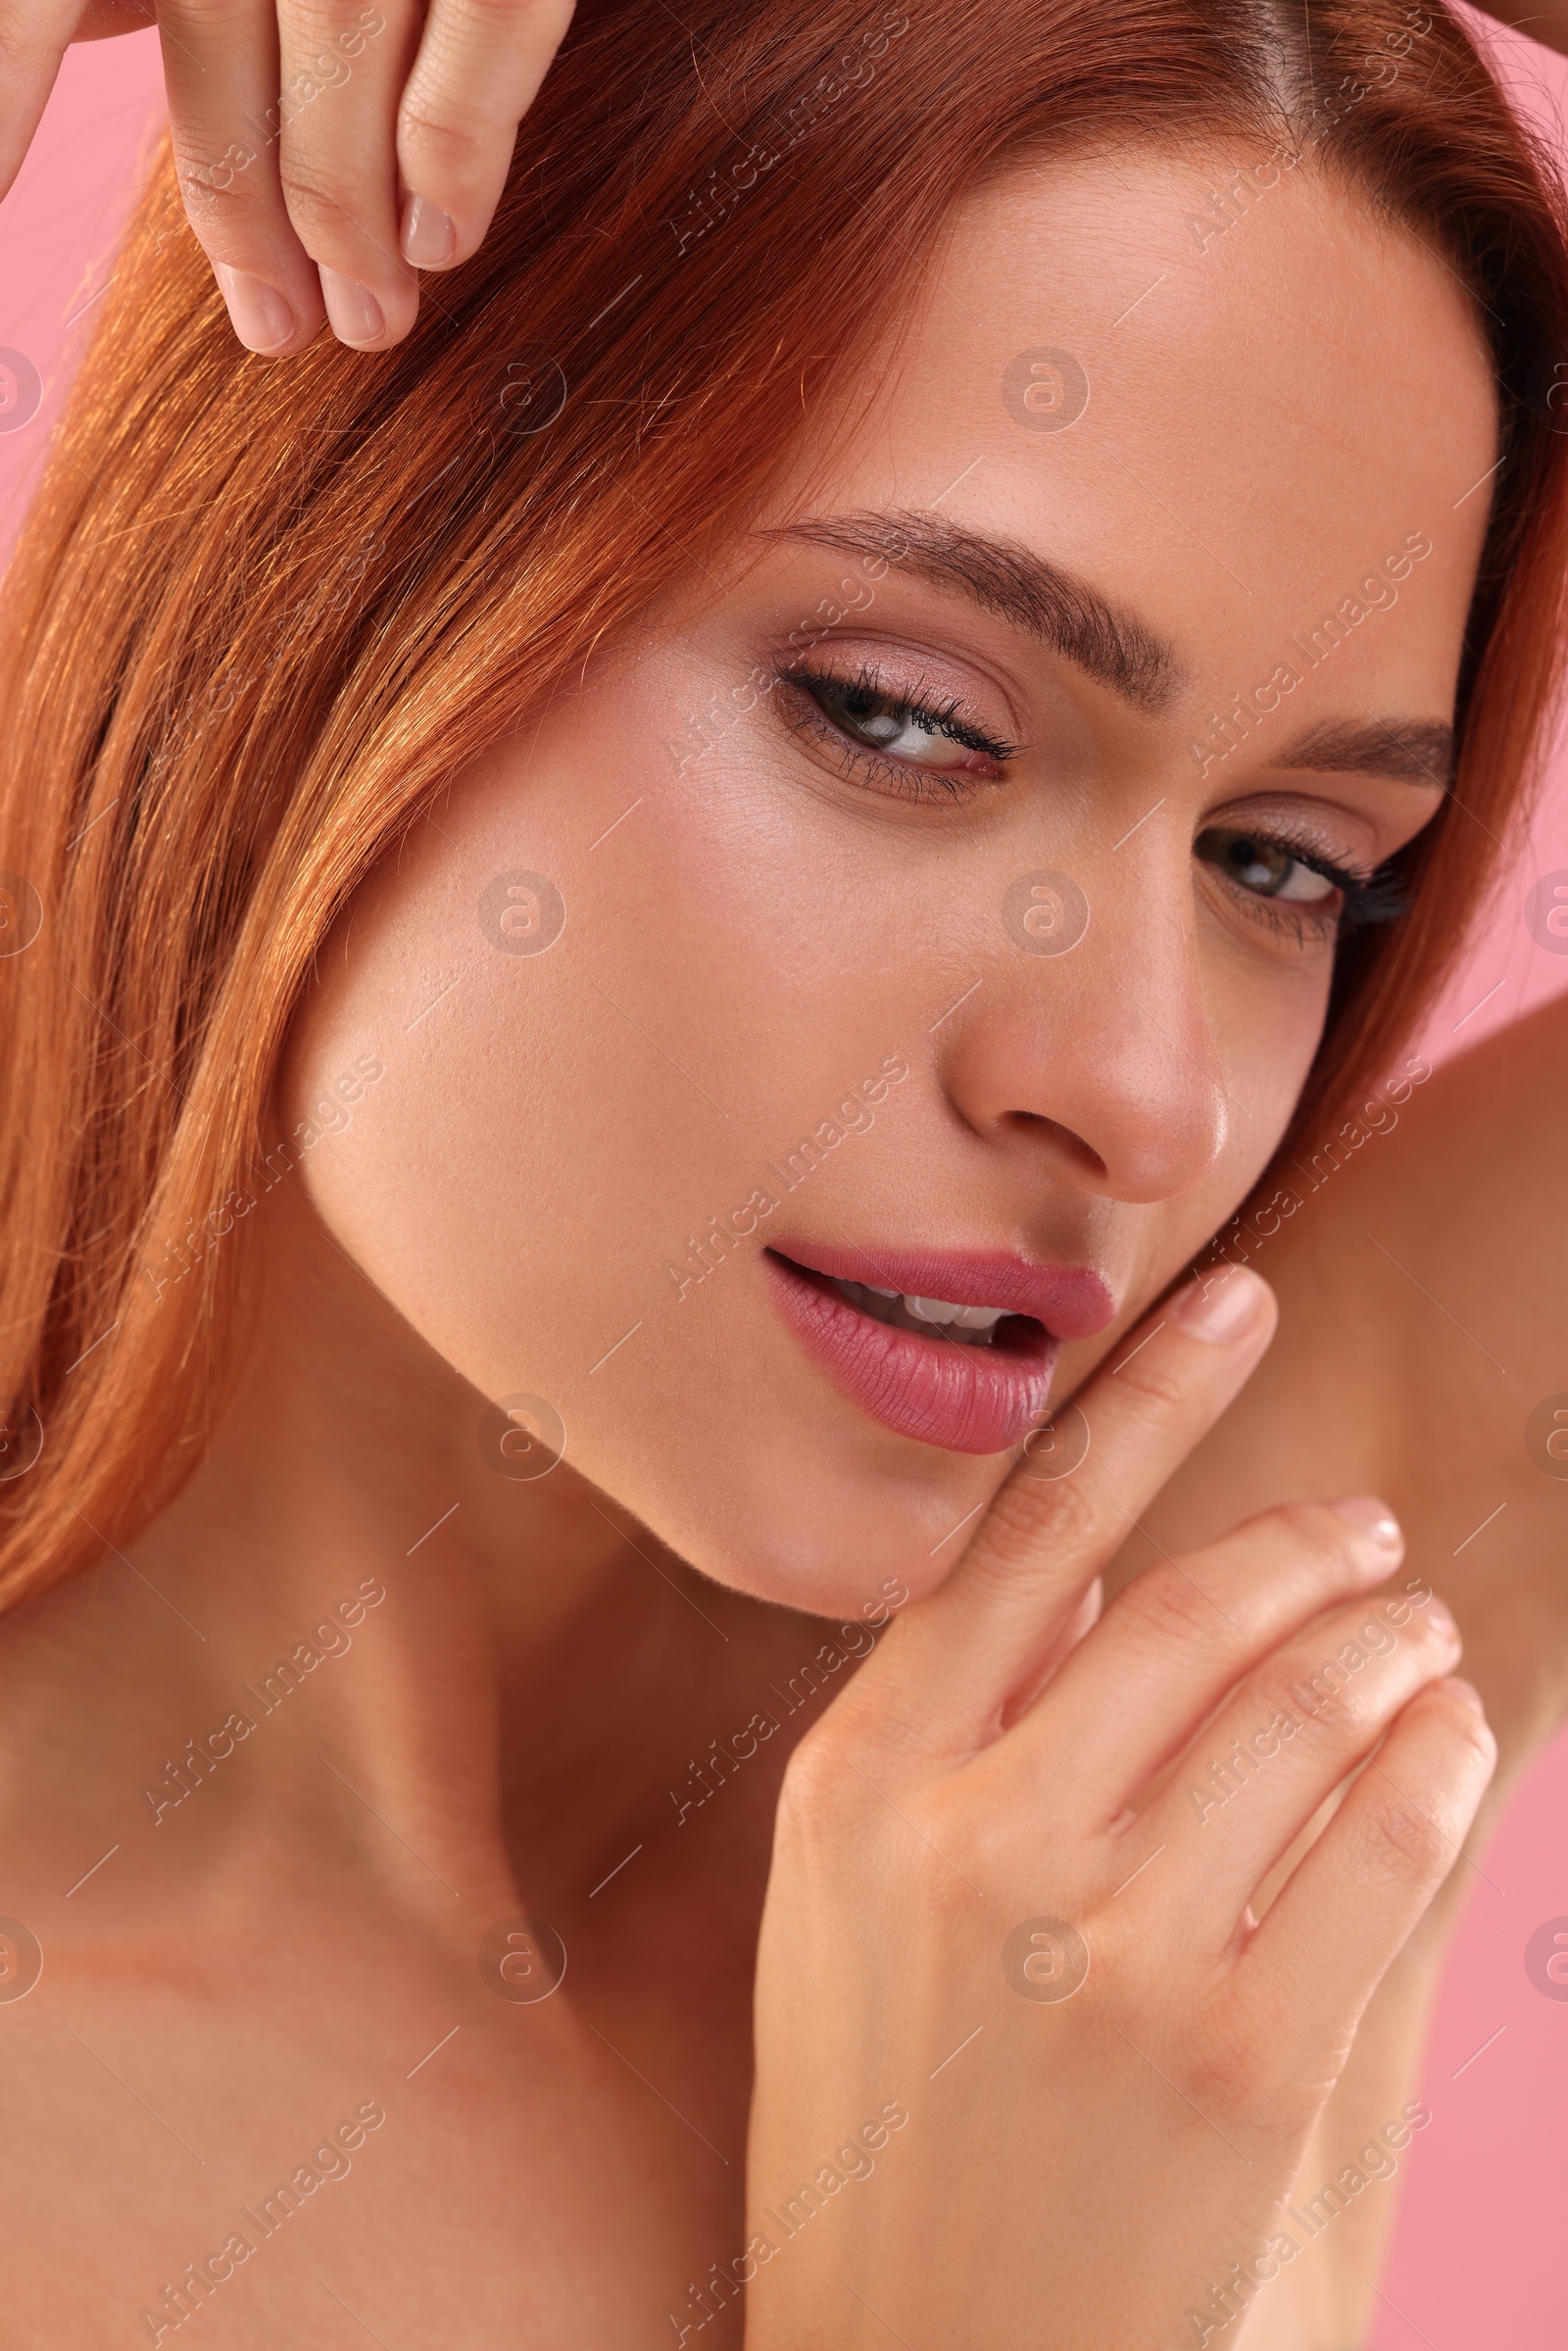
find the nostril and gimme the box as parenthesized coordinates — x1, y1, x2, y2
(1008, 1109, 1108, 1182)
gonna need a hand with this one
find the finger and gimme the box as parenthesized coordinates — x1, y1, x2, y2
(57, 0, 156, 26)
(1146, 1585, 1463, 1935)
(1241, 1678, 1495, 2049)
(0, 0, 86, 203)
(868, 1265, 1278, 1749)
(276, 0, 422, 347)
(998, 1573, 1102, 1730)
(1013, 1495, 1407, 1814)
(155, 0, 328, 355)
(395, 0, 576, 270)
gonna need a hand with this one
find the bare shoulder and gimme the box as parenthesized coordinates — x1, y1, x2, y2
(1128, 989, 1568, 1763)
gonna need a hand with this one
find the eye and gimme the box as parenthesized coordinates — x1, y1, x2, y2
(1195, 826, 1341, 906)
(772, 660, 1017, 798)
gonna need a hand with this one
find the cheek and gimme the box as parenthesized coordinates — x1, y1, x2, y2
(277, 732, 946, 1596)
(1204, 934, 1333, 1175)
(275, 707, 1011, 1607)
(281, 759, 751, 1381)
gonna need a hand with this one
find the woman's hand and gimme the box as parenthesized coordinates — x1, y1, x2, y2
(741, 1266, 1494, 2351)
(0, 0, 575, 354)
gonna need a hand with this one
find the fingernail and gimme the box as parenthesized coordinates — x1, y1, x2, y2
(215, 265, 295, 354)
(318, 268, 385, 345)
(1330, 1495, 1402, 1551)
(401, 192, 456, 267)
(1424, 1594, 1458, 1641)
(1168, 1267, 1268, 1344)
(1443, 1677, 1486, 1715)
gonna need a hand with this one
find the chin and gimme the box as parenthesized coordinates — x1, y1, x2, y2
(578, 1389, 1017, 1622)
(581, 1246, 1123, 1616)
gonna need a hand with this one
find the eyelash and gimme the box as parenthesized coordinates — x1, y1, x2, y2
(769, 659, 1019, 798)
(1202, 821, 1408, 945)
(773, 658, 1408, 941)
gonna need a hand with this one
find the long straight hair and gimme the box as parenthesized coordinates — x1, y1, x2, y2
(2, 0, 1567, 1604)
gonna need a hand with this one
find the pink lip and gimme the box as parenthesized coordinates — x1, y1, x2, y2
(763, 1241, 1115, 1455)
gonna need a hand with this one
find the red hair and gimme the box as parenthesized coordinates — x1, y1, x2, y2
(2, 0, 1566, 1602)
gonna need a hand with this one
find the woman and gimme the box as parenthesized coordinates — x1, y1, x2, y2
(0, 0, 1564, 2343)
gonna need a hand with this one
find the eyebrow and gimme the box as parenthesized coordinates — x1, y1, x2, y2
(1269, 717, 1455, 791)
(755, 508, 1183, 714)
(757, 509, 1455, 785)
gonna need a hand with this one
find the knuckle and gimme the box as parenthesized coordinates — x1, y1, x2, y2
(1112, 1563, 1225, 1654)
(276, 163, 362, 240)
(1263, 1620, 1414, 1743)
(775, 1725, 861, 1837)
(1252, 1663, 1353, 1752)
(159, 0, 253, 32)
(429, 0, 563, 34)
(397, 95, 499, 177)
(1359, 1787, 1454, 1881)
(1264, 1497, 1354, 1563)
(278, 0, 376, 38)
(170, 186, 276, 260)
(170, 134, 265, 214)
(1418, 1681, 1496, 1767)
(985, 1466, 1101, 1565)
(1111, 1350, 1193, 1417)
(1171, 2028, 1259, 2124)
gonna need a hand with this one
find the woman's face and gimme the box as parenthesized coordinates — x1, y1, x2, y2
(282, 145, 1494, 1614)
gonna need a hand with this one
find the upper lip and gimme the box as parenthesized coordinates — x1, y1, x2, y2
(768, 1240, 1116, 1340)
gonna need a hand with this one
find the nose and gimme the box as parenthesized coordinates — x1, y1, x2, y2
(939, 860, 1231, 1204)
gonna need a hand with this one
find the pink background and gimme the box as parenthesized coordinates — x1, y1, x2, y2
(2, 19, 1565, 2341)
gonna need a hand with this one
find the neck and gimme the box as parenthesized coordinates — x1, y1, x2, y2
(0, 1180, 801, 1935)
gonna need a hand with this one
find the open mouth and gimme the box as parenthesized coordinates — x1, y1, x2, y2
(822, 1278, 1032, 1348)
(804, 1271, 1046, 1354)
(762, 1243, 1111, 1456)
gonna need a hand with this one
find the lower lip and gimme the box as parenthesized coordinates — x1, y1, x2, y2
(763, 1254, 1060, 1454)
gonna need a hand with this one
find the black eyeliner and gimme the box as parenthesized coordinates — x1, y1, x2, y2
(773, 658, 1019, 765)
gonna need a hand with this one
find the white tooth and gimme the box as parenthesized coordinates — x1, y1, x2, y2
(951, 1304, 1006, 1331)
(906, 1296, 962, 1324)
(863, 1285, 900, 1298)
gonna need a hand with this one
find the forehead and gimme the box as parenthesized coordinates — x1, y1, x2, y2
(780, 143, 1497, 717)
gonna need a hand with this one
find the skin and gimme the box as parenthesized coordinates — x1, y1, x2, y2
(0, 144, 1550, 2348)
